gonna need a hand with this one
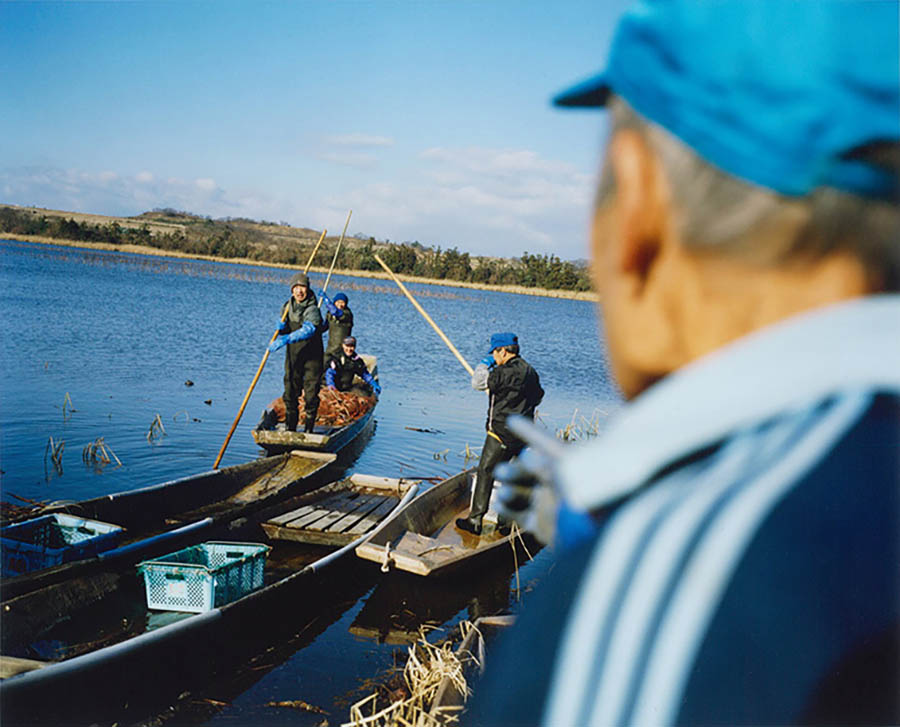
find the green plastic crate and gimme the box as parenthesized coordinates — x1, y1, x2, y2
(137, 541, 270, 613)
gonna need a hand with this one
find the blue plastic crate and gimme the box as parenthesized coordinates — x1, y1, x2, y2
(137, 541, 270, 613)
(1, 513, 125, 577)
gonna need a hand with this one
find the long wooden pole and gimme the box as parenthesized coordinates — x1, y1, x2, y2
(374, 253, 474, 376)
(213, 228, 328, 468)
(322, 210, 351, 296)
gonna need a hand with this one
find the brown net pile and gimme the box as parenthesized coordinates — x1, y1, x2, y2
(268, 388, 376, 429)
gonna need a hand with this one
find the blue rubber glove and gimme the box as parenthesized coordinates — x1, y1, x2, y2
(287, 321, 316, 343)
(480, 355, 496, 368)
(275, 317, 288, 332)
(324, 365, 337, 389)
(268, 322, 316, 352)
(319, 292, 340, 317)
(361, 372, 381, 397)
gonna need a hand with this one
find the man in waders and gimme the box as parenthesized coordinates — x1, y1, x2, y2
(456, 332, 543, 536)
(321, 291, 353, 364)
(269, 272, 324, 432)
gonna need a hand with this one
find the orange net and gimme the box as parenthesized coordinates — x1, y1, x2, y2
(268, 388, 376, 429)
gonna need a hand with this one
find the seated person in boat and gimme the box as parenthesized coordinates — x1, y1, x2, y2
(456, 332, 543, 536)
(325, 336, 381, 397)
(268, 271, 324, 433)
(320, 291, 353, 364)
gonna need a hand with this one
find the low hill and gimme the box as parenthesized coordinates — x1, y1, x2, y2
(0, 204, 593, 294)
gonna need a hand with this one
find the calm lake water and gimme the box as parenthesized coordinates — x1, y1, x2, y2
(0, 238, 621, 725)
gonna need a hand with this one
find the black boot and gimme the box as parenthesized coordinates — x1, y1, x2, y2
(285, 410, 299, 432)
(303, 417, 316, 433)
(456, 516, 482, 535)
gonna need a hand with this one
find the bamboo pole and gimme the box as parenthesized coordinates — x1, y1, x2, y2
(322, 210, 351, 296)
(374, 254, 474, 376)
(213, 228, 328, 468)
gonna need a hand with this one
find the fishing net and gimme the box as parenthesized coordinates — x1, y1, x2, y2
(268, 387, 376, 429)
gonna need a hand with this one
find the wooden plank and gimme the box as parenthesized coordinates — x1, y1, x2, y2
(267, 488, 356, 526)
(260, 522, 354, 546)
(322, 495, 390, 534)
(340, 497, 398, 535)
(304, 494, 380, 532)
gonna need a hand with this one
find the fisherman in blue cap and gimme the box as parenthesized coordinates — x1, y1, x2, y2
(456, 331, 543, 536)
(467, 1, 899, 724)
(320, 291, 353, 364)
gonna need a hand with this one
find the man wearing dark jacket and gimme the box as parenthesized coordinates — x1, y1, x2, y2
(321, 292, 353, 363)
(324, 336, 381, 397)
(268, 271, 324, 432)
(456, 332, 544, 535)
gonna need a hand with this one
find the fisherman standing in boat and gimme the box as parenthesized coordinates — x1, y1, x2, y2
(456, 332, 543, 536)
(324, 335, 381, 397)
(467, 1, 899, 724)
(321, 291, 353, 364)
(269, 271, 324, 433)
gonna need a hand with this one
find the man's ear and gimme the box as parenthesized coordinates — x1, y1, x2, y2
(608, 129, 667, 283)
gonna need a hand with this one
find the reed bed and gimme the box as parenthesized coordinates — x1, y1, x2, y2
(344, 623, 478, 727)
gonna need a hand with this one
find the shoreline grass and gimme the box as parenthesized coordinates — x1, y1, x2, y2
(2, 232, 599, 302)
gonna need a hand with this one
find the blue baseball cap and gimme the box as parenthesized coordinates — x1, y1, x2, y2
(554, 0, 899, 200)
(489, 332, 518, 353)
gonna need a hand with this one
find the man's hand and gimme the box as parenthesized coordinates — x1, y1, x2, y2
(268, 335, 289, 353)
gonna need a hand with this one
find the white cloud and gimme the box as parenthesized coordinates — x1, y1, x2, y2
(0, 143, 596, 260)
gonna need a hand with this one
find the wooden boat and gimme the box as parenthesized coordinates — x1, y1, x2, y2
(0, 473, 419, 726)
(252, 354, 379, 455)
(349, 563, 519, 645)
(429, 615, 516, 724)
(355, 469, 538, 577)
(1, 450, 337, 601)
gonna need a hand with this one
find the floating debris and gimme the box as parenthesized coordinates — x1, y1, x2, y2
(204, 399, 212, 406)
(267, 700, 329, 714)
(404, 426, 444, 434)
(173, 410, 190, 422)
(82, 437, 122, 468)
(184, 380, 194, 387)
(432, 449, 449, 462)
(147, 414, 167, 443)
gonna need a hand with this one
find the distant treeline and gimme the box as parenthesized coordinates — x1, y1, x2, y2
(0, 206, 592, 292)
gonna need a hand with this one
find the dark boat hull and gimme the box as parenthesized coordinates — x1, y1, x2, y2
(0, 476, 418, 726)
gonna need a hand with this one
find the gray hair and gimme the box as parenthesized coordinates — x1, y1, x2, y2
(598, 97, 900, 291)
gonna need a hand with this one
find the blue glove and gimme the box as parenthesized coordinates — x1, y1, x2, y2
(371, 381, 382, 397)
(480, 355, 496, 368)
(287, 321, 316, 343)
(324, 365, 337, 389)
(319, 292, 340, 317)
(268, 322, 316, 352)
(275, 317, 288, 332)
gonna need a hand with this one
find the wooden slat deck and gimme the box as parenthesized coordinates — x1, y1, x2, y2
(261, 488, 398, 546)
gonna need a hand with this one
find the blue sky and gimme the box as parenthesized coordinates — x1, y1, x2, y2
(1, 1, 629, 259)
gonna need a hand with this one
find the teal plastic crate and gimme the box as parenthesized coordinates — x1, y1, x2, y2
(137, 541, 270, 613)
(1, 513, 125, 577)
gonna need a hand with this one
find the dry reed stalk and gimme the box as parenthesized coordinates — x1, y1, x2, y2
(44, 436, 65, 476)
(344, 625, 475, 727)
(147, 413, 167, 443)
(62, 392, 76, 419)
